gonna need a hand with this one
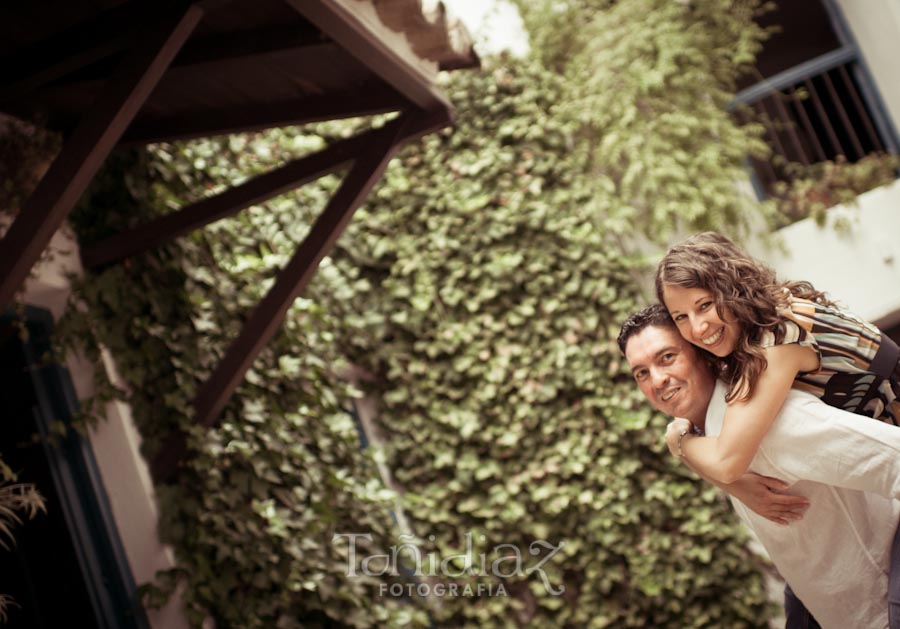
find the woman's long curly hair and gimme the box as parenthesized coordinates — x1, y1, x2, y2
(654, 232, 834, 402)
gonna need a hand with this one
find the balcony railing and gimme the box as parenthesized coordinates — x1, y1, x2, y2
(733, 46, 898, 196)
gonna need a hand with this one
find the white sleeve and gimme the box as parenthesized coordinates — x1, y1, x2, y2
(758, 391, 900, 499)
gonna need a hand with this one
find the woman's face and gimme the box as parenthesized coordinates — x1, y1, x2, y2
(662, 285, 741, 357)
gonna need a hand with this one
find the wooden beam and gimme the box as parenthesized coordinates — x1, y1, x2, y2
(0, 5, 204, 309)
(0, 41, 126, 104)
(81, 128, 376, 268)
(0, 3, 156, 102)
(120, 83, 404, 144)
(169, 22, 326, 67)
(0, 0, 230, 102)
(149, 433, 189, 486)
(151, 110, 448, 482)
(193, 117, 407, 424)
(23, 31, 333, 97)
(293, 0, 451, 112)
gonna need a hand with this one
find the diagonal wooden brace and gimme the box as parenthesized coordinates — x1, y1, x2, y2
(81, 130, 372, 268)
(0, 4, 203, 308)
(150, 108, 449, 482)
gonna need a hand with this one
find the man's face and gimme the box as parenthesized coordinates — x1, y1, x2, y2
(624, 324, 716, 423)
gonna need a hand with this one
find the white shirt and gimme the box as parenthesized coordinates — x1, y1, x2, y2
(705, 381, 900, 629)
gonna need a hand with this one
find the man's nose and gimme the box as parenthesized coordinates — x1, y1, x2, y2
(651, 368, 669, 389)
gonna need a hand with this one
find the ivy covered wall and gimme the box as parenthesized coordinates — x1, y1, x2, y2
(0, 0, 793, 625)
(516, 0, 774, 242)
(56, 49, 775, 627)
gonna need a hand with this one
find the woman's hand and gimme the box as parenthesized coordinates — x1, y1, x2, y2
(726, 473, 810, 526)
(665, 418, 694, 457)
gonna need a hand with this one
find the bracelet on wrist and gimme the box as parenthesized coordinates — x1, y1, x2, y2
(676, 423, 701, 458)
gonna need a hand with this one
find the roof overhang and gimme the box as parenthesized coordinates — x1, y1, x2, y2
(0, 0, 480, 480)
(0, 0, 480, 143)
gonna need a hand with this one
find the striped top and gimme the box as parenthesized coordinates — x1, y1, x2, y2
(759, 296, 900, 425)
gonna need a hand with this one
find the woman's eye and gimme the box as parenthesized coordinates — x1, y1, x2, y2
(700, 302, 712, 311)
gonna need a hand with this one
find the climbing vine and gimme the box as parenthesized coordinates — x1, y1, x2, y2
(57, 55, 774, 627)
(0, 1, 808, 625)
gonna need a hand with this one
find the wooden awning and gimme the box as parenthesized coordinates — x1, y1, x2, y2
(0, 0, 479, 481)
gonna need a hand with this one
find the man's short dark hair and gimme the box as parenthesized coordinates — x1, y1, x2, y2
(616, 304, 676, 355)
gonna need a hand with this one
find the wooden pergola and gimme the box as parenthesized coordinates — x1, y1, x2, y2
(0, 0, 478, 481)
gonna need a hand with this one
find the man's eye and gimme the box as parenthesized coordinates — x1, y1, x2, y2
(661, 353, 675, 362)
(634, 371, 647, 381)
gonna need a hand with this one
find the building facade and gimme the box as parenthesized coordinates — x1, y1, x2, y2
(746, 0, 900, 338)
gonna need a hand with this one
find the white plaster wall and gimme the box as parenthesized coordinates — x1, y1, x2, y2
(750, 180, 900, 329)
(834, 0, 900, 142)
(19, 226, 189, 629)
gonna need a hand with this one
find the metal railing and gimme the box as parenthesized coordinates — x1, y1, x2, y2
(733, 46, 896, 195)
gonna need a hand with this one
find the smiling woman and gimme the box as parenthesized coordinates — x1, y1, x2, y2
(661, 285, 740, 358)
(654, 231, 900, 485)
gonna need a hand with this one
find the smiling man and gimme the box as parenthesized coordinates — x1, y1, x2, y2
(622, 313, 717, 418)
(619, 304, 900, 629)
(618, 305, 807, 527)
